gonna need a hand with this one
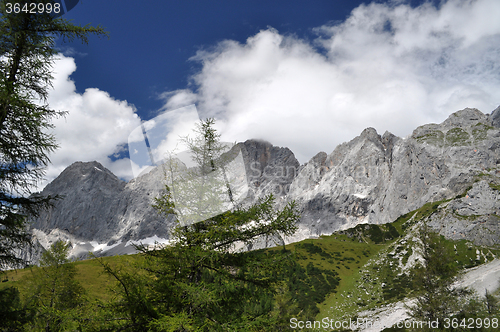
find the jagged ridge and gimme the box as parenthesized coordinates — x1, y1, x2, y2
(29, 107, 500, 259)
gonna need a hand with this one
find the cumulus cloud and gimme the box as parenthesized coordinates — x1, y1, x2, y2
(128, 104, 200, 178)
(159, 89, 198, 111)
(163, 0, 500, 163)
(39, 55, 141, 190)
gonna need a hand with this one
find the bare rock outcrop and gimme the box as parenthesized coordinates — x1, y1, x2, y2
(427, 179, 500, 245)
(28, 107, 500, 257)
(30, 161, 176, 258)
(285, 108, 500, 243)
(29, 139, 301, 257)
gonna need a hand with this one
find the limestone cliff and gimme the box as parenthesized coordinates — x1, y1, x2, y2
(29, 140, 300, 257)
(29, 107, 500, 258)
(286, 108, 500, 244)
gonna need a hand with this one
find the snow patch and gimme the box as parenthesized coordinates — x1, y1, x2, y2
(32, 228, 75, 250)
(89, 240, 122, 253)
(125, 235, 170, 248)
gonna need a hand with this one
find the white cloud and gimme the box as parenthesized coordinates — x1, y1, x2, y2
(163, 0, 500, 163)
(38, 55, 141, 190)
(159, 89, 198, 111)
(37, 0, 500, 190)
(127, 104, 200, 178)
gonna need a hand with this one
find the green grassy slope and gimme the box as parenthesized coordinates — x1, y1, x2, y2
(1, 254, 139, 301)
(2, 186, 499, 327)
(314, 195, 500, 326)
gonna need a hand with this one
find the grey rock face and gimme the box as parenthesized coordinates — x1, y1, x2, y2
(285, 108, 500, 243)
(490, 105, 500, 128)
(32, 161, 127, 241)
(30, 161, 176, 257)
(29, 139, 300, 257)
(427, 180, 500, 246)
(30, 107, 500, 257)
(238, 139, 300, 200)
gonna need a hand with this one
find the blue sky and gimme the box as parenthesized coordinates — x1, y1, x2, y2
(60, 0, 368, 117)
(41, 0, 500, 189)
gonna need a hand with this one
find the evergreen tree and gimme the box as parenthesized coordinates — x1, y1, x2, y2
(23, 240, 86, 332)
(0, 0, 107, 271)
(485, 289, 498, 315)
(0, 285, 27, 331)
(101, 119, 301, 331)
(408, 225, 472, 331)
(161, 118, 238, 226)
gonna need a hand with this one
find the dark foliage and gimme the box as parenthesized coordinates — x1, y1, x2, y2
(0, 0, 107, 271)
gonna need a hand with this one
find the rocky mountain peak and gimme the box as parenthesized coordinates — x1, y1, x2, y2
(285, 107, 500, 244)
(310, 151, 328, 167)
(43, 161, 125, 196)
(27, 107, 500, 260)
(59, 160, 111, 176)
(360, 127, 380, 140)
(234, 139, 301, 202)
(443, 107, 489, 127)
(411, 108, 497, 148)
(239, 139, 298, 169)
(490, 105, 500, 128)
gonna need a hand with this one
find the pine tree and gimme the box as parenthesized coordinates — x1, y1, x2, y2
(485, 289, 498, 315)
(0, 285, 27, 331)
(0, 0, 107, 271)
(408, 225, 471, 331)
(23, 240, 86, 332)
(159, 118, 238, 226)
(102, 119, 301, 331)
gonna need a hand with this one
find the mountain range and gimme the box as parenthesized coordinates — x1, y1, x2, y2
(28, 107, 500, 259)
